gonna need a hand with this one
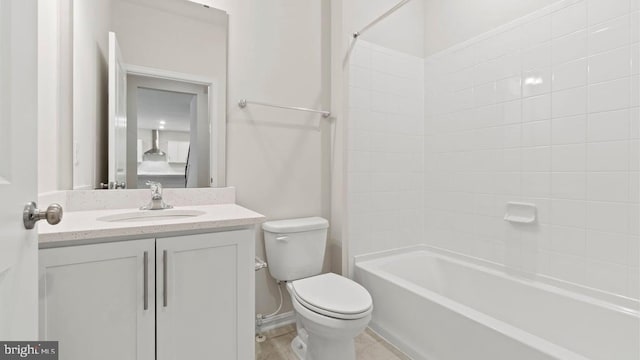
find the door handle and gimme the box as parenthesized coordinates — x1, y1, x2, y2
(143, 251, 149, 310)
(23, 202, 63, 229)
(163, 250, 168, 307)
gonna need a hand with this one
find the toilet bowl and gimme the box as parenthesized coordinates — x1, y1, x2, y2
(286, 274, 372, 360)
(262, 217, 373, 360)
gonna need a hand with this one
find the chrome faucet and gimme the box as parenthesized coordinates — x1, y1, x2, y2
(141, 181, 173, 210)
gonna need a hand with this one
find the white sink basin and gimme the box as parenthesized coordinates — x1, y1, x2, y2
(97, 209, 206, 223)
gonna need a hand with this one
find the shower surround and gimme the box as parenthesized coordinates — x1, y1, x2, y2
(423, 0, 639, 299)
(347, 0, 639, 301)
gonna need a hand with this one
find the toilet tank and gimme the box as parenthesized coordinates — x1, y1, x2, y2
(262, 217, 329, 281)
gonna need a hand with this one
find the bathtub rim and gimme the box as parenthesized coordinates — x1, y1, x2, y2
(356, 263, 590, 360)
(354, 244, 639, 315)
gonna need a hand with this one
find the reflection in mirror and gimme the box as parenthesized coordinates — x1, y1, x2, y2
(72, 0, 228, 190)
(137, 88, 193, 188)
(130, 77, 210, 188)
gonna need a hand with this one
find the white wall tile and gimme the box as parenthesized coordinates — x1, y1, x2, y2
(522, 15, 552, 47)
(522, 120, 551, 146)
(585, 260, 628, 294)
(630, 172, 640, 202)
(552, 1, 587, 38)
(523, 68, 552, 97)
(348, 41, 424, 262)
(587, 141, 629, 171)
(524, 94, 552, 122)
(522, 146, 551, 172)
(631, 11, 640, 43)
(553, 30, 588, 64)
(474, 59, 499, 85)
(589, 15, 631, 55)
(522, 172, 551, 197)
(552, 172, 587, 199)
(587, 109, 630, 142)
(552, 199, 587, 228)
(473, 82, 497, 107)
(497, 52, 522, 78)
(631, 44, 640, 74)
(552, 86, 588, 117)
(553, 58, 588, 91)
(552, 144, 586, 171)
(630, 108, 640, 139)
(586, 230, 630, 265)
(496, 76, 522, 102)
(588, 0, 630, 26)
(630, 140, 640, 171)
(501, 100, 522, 124)
(522, 43, 552, 70)
(420, 4, 638, 297)
(551, 225, 586, 256)
(586, 201, 629, 232)
(587, 173, 630, 201)
(588, 46, 632, 84)
(552, 115, 587, 144)
(541, 252, 586, 284)
(589, 78, 631, 113)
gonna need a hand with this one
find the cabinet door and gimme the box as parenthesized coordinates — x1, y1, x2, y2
(39, 239, 155, 360)
(156, 229, 254, 360)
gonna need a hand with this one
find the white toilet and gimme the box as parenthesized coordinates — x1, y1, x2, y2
(263, 217, 373, 360)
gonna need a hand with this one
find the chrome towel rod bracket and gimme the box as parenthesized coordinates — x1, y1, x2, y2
(238, 99, 331, 118)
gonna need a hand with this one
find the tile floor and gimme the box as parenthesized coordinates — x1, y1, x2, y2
(255, 324, 410, 360)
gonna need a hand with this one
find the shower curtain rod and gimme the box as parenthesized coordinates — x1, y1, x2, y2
(353, 0, 413, 39)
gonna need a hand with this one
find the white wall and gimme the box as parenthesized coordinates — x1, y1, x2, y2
(191, 0, 333, 316)
(424, 0, 639, 298)
(72, 0, 112, 189)
(38, 0, 60, 193)
(38, 0, 73, 194)
(343, 0, 425, 58)
(347, 40, 425, 274)
(38, 0, 333, 317)
(424, 0, 556, 56)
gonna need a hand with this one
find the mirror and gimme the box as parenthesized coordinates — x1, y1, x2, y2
(72, 0, 228, 189)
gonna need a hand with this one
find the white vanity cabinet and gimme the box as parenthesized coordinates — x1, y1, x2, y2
(39, 238, 156, 360)
(39, 229, 255, 360)
(155, 230, 254, 360)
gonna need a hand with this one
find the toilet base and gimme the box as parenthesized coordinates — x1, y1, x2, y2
(290, 330, 357, 360)
(291, 335, 306, 360)
(285, 281, 371, 360)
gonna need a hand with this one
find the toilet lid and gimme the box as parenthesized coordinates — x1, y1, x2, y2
(291, 273, 372, 320)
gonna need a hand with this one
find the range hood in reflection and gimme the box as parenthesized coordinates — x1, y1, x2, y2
(143, 129, 167, 161)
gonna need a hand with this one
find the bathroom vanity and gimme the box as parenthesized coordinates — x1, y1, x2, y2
(37, 188, 264, 360)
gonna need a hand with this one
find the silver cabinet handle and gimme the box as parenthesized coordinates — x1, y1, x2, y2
(143, 251, 149, 310)
(23, 202, 63, 229)
(163, 250, 168, 307)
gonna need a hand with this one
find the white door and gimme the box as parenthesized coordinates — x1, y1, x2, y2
(156, 230, 254, 360)
(108, 32, 127, 188)
(0, 0, 39, 339)
(39, 240, 156, 360)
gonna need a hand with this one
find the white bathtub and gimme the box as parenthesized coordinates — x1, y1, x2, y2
(354, 246, 639, 360)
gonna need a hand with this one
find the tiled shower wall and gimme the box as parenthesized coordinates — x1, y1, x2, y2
(424, 0, 639, 298)
(347, 40, 425, 272)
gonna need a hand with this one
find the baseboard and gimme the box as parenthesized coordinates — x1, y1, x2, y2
(256, 311, 296, 333)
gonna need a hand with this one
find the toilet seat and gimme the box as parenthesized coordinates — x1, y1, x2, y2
(290, 273, 372, 320)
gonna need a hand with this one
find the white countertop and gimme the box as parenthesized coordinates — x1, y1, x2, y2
(38, 204, 265, 246)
